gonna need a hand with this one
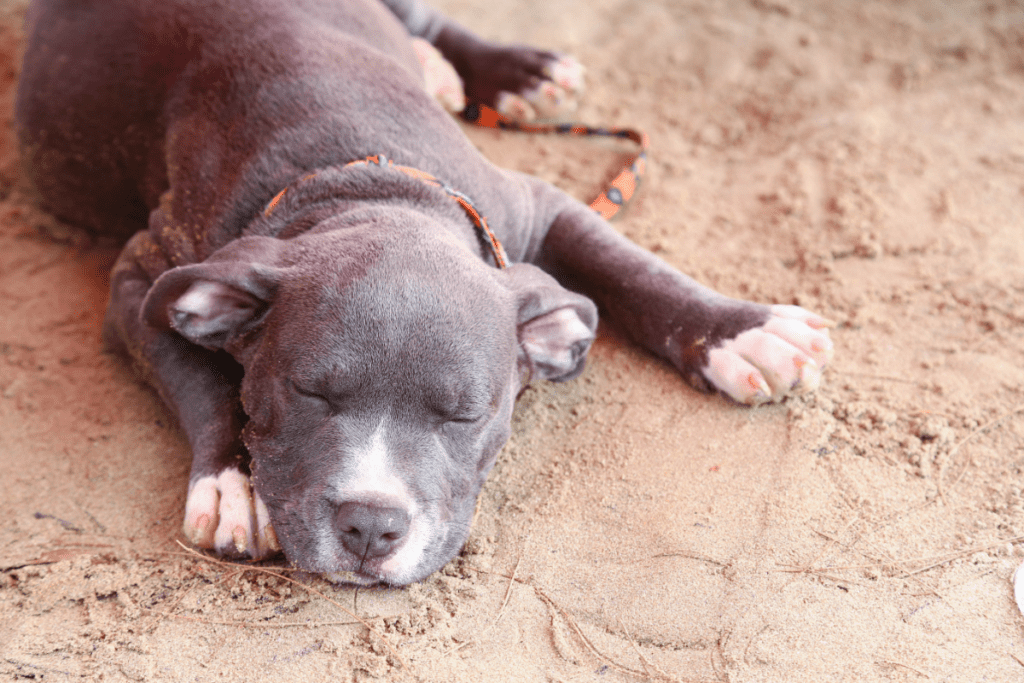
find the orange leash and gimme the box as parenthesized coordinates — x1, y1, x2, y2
(460, 102, 649, 221)
(263, 106, 647, 269)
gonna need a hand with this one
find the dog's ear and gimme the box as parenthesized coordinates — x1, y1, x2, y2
(142, 237, 286, 352)
(505, 263, 598, 383)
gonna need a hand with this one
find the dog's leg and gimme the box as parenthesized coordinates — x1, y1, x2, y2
(104, 235, 279, 559)
(379, 0, 583, 120)
(528, 181, 834, 405)
(410, 37, 466, 113)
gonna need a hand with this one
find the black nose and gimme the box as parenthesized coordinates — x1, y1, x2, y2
(335, 501, 411, 558)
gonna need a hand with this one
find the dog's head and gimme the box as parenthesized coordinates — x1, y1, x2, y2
(143, 217, 596, 584)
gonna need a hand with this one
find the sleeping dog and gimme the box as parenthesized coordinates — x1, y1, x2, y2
(16, 0, 833, 585)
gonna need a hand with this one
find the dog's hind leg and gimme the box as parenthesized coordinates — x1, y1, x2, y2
(15, 0, 165, 240)
(379, 0, 583, 121)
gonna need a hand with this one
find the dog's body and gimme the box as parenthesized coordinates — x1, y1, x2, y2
(17, 0, 833, 585)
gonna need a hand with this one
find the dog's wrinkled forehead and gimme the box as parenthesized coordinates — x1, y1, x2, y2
(262, 238, 518, 396)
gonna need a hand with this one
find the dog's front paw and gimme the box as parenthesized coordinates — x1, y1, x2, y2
(493, 54, 584, 122)
(702, 305, 835, 405)
(183, 468, 280, 559)
(412, 37, 466, 113)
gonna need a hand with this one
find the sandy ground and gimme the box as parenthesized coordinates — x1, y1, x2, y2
(3, 0, 1024, 680)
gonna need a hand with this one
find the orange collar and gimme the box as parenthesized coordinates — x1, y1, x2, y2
(263, 155, 508, 269)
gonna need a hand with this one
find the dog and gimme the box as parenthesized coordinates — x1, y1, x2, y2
(16, 0, 834, 585)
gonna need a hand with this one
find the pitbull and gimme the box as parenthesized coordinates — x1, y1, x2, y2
(17, 0, 834, 585)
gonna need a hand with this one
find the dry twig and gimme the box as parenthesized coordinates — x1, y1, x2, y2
(882, 659, 930, 678)
(444, 551, 523, 656)
(778, 534, 1024, 577)
(169, 542, 408, 670)
(941, 402, 1024, 500)
(467, 566, 711, 682)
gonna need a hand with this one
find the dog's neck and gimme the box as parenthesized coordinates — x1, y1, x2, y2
(259, 156, 507, 269)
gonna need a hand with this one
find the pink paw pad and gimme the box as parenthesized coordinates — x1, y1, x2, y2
(545, 56, 585, 92)
(410, 37, 466, 113)
(702, 304, 834, 405)
(496, 55, 585, 122)
(183, 468, 280, 559)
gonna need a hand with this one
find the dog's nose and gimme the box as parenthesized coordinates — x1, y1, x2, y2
(335, 501, 410, 558)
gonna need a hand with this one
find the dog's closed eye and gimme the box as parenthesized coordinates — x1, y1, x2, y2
(289, 378, 337, 408)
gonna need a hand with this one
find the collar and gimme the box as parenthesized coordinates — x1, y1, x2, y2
(263, 155, 508, 269)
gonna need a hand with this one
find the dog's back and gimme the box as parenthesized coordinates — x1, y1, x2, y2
(17, 0, 476, 244)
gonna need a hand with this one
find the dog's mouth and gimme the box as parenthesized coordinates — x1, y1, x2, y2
(303, 511, 441, 587)
(322, 569, 385, 587)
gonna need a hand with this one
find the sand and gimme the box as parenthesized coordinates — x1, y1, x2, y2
(3, 0, 1024, 680)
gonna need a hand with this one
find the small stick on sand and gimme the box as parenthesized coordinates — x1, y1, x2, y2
(941, 402, 1024, 500)
(170, 542, 409, 671)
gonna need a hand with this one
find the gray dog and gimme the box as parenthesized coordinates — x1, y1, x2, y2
(16, 0, 834, 585)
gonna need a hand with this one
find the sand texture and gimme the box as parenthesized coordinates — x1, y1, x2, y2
(3, 0, 1024, 680)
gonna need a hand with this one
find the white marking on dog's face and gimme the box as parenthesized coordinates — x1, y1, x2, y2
(315, 418, 434, 584)
(334, 418, 413, 505)
(378, 506, 434, 584)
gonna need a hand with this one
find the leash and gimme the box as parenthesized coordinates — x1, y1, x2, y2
(460, 102, 649, 221)
(263, 104, 648, 269)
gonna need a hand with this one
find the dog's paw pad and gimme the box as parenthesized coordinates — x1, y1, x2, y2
(545, 56, 585, 93)
(183, 468, 280, 559)
(496, 54, 584, 122)
(411, 37, 466, 113)
(702, 305, 834, 405)
(495, 91, 538, 121)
